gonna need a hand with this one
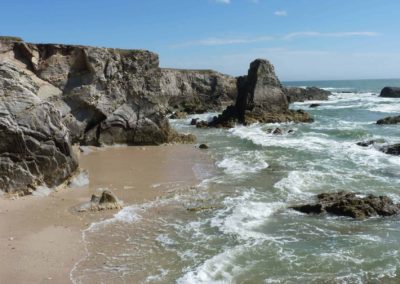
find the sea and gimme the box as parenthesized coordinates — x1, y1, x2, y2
(72, 79, 400, 284)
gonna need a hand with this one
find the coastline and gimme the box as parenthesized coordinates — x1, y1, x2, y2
(0, 144, 211, 284)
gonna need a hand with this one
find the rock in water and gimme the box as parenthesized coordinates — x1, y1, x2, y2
(356, 139, 386, 147)
(285, 87, 331, 103)
(198, 144, 209, 149)
(205, 59, 313, 128)
(309, 103, 321, 108)
(380, 144, 400, 156)
(0, 62, 78, 195)
(380, 87, 400, 98)
(291, 191, 400, 219)
(377, 115, 400, 125)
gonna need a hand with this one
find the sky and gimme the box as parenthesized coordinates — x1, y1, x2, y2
(1, 0, 399, 81)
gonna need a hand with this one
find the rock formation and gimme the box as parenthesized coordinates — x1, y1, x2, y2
(199, 59, 313, 128)
(377, 115, 400, 125)
(0, 62, 78, 195)
(160, 69, 237, 114)
(380, 144, 400, 156)
(0, 37, 195, 194)
(291, 191, 400, 219)
(77, 190, 123, 212)
(285, 87, 331, 103)
(380, 87, 400, 98)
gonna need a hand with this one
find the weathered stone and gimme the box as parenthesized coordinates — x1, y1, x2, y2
(160, 69, 237, 114)
(0, 62, 78, 195)
(190, 118, 199, 125)
(291, 191, 400, 219)
(377, 115, 400, 125)
(285, 87, 331, 103)
(380, 87, 400, 98)
(78, 190, 123, 212)
(170, 111, 187, 119)
(199, 144, 209, 149)
(356, 139, 386, 147)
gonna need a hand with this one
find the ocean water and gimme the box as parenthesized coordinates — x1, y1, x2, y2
(72, 79, 400, 284)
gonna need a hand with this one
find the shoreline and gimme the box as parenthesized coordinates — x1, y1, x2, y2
(0, 144, 212, 284)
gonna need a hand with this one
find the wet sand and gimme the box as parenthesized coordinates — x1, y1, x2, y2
(0, 145, 210, 284)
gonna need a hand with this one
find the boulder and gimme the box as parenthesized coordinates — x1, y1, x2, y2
(169, 111, 187, 119)
(190, 118, 199, 125)
(380, 87, 400, 98)
(377, 115, 400, 125)
(0, 62, 78, 195)
(285, 87, 331, 103)
(198, 144, 209, 149)
(356, 139, 386, 147)
(291, 191, 400, 219)
(309, 103, 321, 108)
(77, 190, 123, 212)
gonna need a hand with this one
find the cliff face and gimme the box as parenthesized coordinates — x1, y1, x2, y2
(160, 68, 237, 114)
(0, 39, 193, 194)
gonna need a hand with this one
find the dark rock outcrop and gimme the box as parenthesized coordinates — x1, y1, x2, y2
(160, 69, 237, 114)
(377, 115, 400, 125)
(356, 139, 386, 147)
(285, 87, 331, 103)
(380, 144, 400, 156)
(199, 59, 313, 128)
(309, 103, 321, 108)
(380, 87, 400, 98)
(291, 192, 400, 219)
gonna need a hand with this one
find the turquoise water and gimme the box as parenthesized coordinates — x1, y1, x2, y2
(73, 80, 400, 283)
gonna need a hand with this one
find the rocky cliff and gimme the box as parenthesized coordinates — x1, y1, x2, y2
(0, 38, 193, 194)
(160, 68, 236, 114)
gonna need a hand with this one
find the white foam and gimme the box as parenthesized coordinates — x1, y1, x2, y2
(69, 170, 89, 188)
(216, 150, 269, 176)
(32, 185, 52, 197)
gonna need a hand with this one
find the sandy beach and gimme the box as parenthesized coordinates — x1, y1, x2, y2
(0, 144, 210, 284)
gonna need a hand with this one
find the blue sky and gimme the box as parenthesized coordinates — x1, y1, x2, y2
(1, 0, 399, 81)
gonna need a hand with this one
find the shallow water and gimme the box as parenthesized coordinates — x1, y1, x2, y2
(72, 81, 400, 283)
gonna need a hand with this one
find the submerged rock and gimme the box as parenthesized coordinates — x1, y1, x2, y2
(377, 115, 400, 125)
(198, 144, 209, 149)
(291, 191, 400, 219)
(356, 139, 386, 147)
(285, 87, 331, 103)
(309, 103, 321, 108)
(380, 87, 400, 98)
(169, 111, 187, 119)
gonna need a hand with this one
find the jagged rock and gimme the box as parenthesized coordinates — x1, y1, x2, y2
(285, 87, 331, 103)
(291, 191, 400, 219)
(377, 115, 400, 125)
(309, 103, 321, 108)
(160, 69, 237, 114)
(380, 87, 400, 98)
(272, 128, 283, 135)
(0, 38, 192, 147)
(356, 139, 386, 147)
(201, 59, 313, 128)
(0, 62, 78, 195)
(380, 144, 400, 156)
(198, 144, 209, 149)
(170, 111, 187, 119)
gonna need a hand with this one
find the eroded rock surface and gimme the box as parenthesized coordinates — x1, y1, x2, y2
(0, 62, 78, 194)
(77, 190, 123, 212)
(161, 69, 236, 114)
(198, 59, 313, 128)
(291, 191, 400, 219)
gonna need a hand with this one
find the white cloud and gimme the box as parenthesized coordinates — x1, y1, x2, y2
(274, 10, 287, 16)
(284, 31, 379, 40)
(172, 36, 274, 47)
(215, 0, 230, 4)
(172, 31, 379, 48)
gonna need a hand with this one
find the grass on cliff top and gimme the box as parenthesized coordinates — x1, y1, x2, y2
(0, 36, 23, 42)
